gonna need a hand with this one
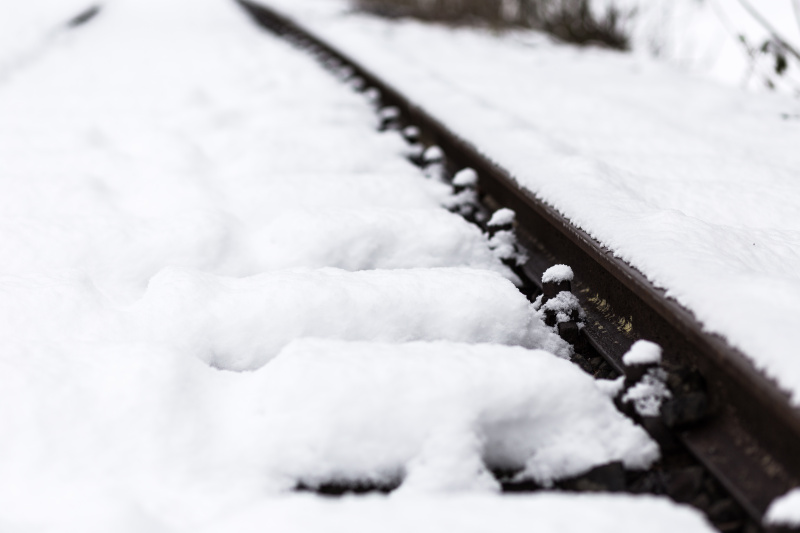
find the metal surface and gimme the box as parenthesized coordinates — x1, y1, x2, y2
(236, 0, 800, 523)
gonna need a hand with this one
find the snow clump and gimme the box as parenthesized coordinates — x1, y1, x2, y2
(542, 264, 574, 284)
(133, 267, 571, 370)
(541, 291, 584, 324)
(621, 341, 671, 417)
(766, 487, 800, 527)
(622, 375, 672, 418)
(488, 208, 515, 228)
(422, 145, 444, 164)
(622, 340, 663, 366)
(444, 168, 479, 217)
(487, 209, 527, 266)
(255, 339, 660, 490)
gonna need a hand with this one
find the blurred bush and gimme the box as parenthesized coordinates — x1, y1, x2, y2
(352, 0, 634, 50)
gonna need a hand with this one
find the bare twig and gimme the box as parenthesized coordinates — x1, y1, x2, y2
(734, 0, 800, 61)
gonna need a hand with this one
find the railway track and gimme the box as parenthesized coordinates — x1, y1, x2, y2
(235, 2, 800, 531)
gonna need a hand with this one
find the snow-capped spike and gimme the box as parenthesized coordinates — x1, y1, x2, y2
(452, 168, 478, 192)
(402, 125, 420, 143)
(542, 264, 573, 304)
(422, 145, 444, 165)
(378, 106, 401, 131)
(488, 208, 515, 229)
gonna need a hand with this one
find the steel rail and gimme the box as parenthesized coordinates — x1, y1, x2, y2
(235, 0, 800, 527)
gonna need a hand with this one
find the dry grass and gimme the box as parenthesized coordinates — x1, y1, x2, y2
(352, 0, 633, 50)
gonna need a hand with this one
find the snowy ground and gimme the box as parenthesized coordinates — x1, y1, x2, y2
(0, 0, 720, 531)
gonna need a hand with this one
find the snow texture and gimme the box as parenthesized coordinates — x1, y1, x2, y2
(766, 487, 800, 526)
(542, 264, 575, 284)
(263, 0, 800, 404)
(132, 267, 569, 370)
(623, 340, 664, 366)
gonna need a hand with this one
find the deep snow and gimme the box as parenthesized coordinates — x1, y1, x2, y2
(0, 0, 721, 530)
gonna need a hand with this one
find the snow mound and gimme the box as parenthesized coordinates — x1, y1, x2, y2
(246, 207, 516, 279)
(133, 267, 570, 370)
(254, 339, 659, 489)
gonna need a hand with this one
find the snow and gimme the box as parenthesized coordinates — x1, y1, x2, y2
(254, 339, 658, 490)
(240, 207, 519, 275)
(766, 487, 800, 527)
(261, 0, 800, 404)
(452, 167, 478, 188)
(402, 125, 421, 140)
(379, 105, 400, 120)
(542, 264, 575, 284)
(488, 228, 526, 265)
(0, 0, 730, 530)
(623, 339, 664, 366)
(488, 207, 516, 227)
(622, 368, 672, 417)
(540, 291, 583, 324)
(0, 0, 95, 81)
(621, 342, 671, 420)
(597, 376, 627, 398)
(422, 145, 444, 163)
(132, 267, 569, 370)
(197, 493, 716, 533)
